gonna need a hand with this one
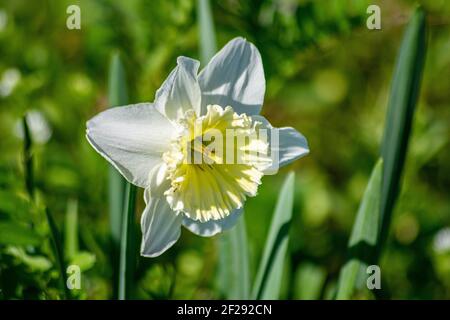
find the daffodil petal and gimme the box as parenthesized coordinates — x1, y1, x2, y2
(182, 208, 243, 237)
(155, 56, 202, 120)
(140, 191, 183, 258)
(148, 162, 170, 199)
(86, 103, 174, 187)
(198, 37, 265, 116)
(252, 116, 309, 175)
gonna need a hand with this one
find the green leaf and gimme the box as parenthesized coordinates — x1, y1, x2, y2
(64, 198, 79, 260)
(45, 207, 70, 299)
(108, 52, 129, 108)
(378, 7, 427, 250)
(0, 221, 41, 246)
(252, 172, 295, 300)
(335, 159, 383, 299)
(118, 183, 137, 300)
(217, 216, 250, 299)
(294, 262, 327, 300)
(107, 52, 129, 298)
(108, 53, 137, 300)
(22, 115, 34, 199)
(335, 7, 426, 300)
(108, 52, 128, 249)
(197, 0, 217, 64)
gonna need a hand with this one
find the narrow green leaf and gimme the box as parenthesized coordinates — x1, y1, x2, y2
(64, 198, 78, 260)
(45, 207, 70, 299)
(107, 52, 129, 298)
(0, 221, 41, 246)
(108, 53, 128, 248)
(217, 216, 250, 299)
(108, 52, 129, 108)
(335, 159, 383, 299)
(252, 172, 295, 300)
(118, 183, 137, 300)
(197, 0, 217, 64)
(378, 7, 427, 251)
(22, 115, 34, 199)
(108, 53, 137, 299)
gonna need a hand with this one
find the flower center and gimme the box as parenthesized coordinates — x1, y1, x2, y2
(162, 105, 271, 222)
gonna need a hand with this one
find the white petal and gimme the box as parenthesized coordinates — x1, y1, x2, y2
(147, 162, 170, 199)
(198, 37, 265, 116)
(253, 116, 309, 175)
(86, 103, 174, 188)
(182, 208, 243, 237)
(155, 56, 202, 120)
(140, 191, 183, 257)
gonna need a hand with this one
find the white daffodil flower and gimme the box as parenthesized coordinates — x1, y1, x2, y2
(86, 37, 309, 257)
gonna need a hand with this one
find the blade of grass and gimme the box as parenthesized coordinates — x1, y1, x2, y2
(378, 7, 427, 252)
(22, 112, 69, 297)
(118, 183, 137, 300)
(335, 159, 383, 299)
(252, 172, 295, 300)
(108, 52, 129, 298)
(45, 207, 70, 299)
(22, 115, 34, 199)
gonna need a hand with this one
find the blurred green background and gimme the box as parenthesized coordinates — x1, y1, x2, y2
(0, 0, 449, 299)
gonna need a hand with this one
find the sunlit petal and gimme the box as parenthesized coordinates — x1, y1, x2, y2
(199, 37, 265, 116)
(182, 208, 243, 237)
(86, 103, 174, 187)
(140, 189, 182, 258)
(155, 56, 202, 120)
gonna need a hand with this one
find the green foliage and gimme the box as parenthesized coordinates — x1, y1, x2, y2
(0, 221, 41, 246)
(336, 8, 427, 299)
(252, 172, 295, 300)
(108, 53, 128, 252)
(106, 54, 137, 300)
(217, 217, 250, 299)
(336, 159, 383, 299)
(45, 207, 70, 299)
(107, 52, 131, 298)
(379, 7, 427, 250)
